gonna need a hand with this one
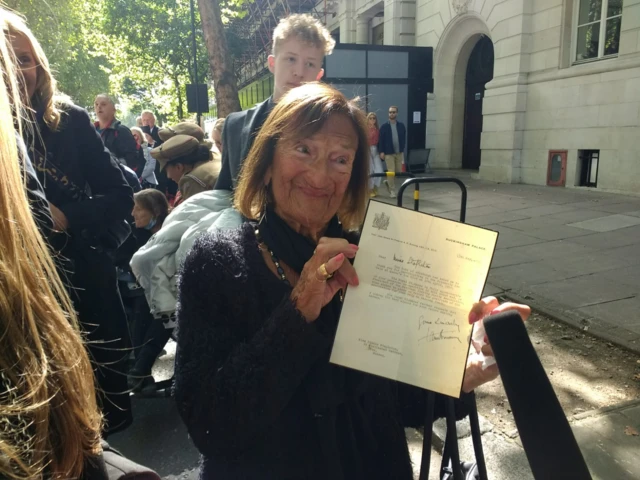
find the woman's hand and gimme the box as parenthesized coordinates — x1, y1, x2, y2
(49, 203, 69, 231)
(291, 237, 360, 323)
(461, 296, 531, 393)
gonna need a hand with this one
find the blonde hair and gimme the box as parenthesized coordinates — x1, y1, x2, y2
(272, 14, 335, 56)
(3, 10, 64, 131)
(131, 126, 146, 145)
(0, 9, 102, 479)
(367, 112, 379, 129)
(234, 82, 369, 230)
(211, 117, 225, 137)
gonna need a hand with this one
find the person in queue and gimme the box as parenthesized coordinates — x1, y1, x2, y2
(0, 11, 162, 478)
(6, 11, 134, 435)
(131, 125, 158, 188)
(94, 93, 142, 173)
(174, 83, 531, 479)
(210, 117, 224, 154)
(127, 189, 172, 394)
(151, 124, 220, 207)
(215, 13, 333, 191)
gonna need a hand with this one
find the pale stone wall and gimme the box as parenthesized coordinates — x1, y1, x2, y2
(520, 0, 640, 193)
(326, 0, 640, 194)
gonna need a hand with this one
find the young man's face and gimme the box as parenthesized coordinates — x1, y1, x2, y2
(388, 107, 398, 122)
(268, 37, 325, 102)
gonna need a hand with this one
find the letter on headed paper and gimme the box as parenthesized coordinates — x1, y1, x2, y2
(330, 201, 498, 398)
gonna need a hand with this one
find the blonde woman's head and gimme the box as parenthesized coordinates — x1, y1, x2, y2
(3, 9, 63, 131)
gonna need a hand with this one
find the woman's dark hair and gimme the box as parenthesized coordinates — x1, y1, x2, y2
(234, 82, 370, 230)
(134, 189, 170, 226)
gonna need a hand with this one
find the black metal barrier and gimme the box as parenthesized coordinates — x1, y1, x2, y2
(391, 176, 486, 480)
(396, 177, 468, 222)
(485, 311, 592, 479)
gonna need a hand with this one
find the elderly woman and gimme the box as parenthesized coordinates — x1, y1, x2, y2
(174, 83, 530, 479)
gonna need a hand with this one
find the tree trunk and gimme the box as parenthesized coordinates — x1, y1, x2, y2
(173, 75, 185, 120)
(197, 0, 241, 117)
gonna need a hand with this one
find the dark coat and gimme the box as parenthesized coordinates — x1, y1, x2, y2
(175, 223, 468, 479)
(378, 121, 407, 156)
(148, 124, 163, 147)
(97, 118, 143, 173)
(31, 103, 134, 434)
(214, 98, 274, 191)
(18, 133, 52, 236)
(35, 105, 133, 244)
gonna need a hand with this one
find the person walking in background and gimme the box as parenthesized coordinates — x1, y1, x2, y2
(6, 11, 134, 435)
(378, 105, 406, 198)
(132, 125, 158, 188)
(94, 93, 143, 173)
(367, 112, 383, 197)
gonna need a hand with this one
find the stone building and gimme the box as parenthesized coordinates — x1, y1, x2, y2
(320, 0, 639, 195)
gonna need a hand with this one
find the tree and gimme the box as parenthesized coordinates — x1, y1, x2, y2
(197, 0, 241, 117)
(7, 0, 110, 108)
(101, 0, 211, 121)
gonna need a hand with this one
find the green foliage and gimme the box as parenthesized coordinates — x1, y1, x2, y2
(7, 0, 110, 108)
(10, 0, 248, 123)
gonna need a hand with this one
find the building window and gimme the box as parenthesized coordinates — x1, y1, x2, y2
(578, 150, 599, 187)
(574, 0, 623, 63)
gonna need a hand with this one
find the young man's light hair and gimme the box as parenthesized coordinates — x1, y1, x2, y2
(272, 14, 335, 56)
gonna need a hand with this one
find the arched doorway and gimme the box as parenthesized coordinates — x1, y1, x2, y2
(462, 36, 494, 169)
(428, 14, 491, 169)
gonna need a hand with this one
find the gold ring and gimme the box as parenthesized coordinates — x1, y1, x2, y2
(318, 263, 333, 281)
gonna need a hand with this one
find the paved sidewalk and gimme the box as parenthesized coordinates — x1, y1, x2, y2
(377, 170, 640, 353)
(428, 398, 640, 480)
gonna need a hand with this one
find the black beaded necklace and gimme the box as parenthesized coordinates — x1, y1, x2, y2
(255, 228, 291, 286)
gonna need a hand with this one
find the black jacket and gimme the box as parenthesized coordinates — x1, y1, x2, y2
(17, 133, 52, 236)
(378, 121, 407, 156)
(175, 224, 468, 480)
(33, 104, 133, 248)
(215, 98, 274, 191)
(97, 118, 143, 173)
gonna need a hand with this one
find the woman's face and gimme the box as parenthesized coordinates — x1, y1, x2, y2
(132, 131, 143, 146)
(165, 163, 185, 183)
(212, 130, 222, 154)
(368, 116, 376, 127)
(131, 201, 154, 229)
(265, 114, 358, 232)
(10, 34, 38, 101)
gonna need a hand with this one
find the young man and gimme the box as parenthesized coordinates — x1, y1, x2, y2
(94, 94, 142, 173)
(215, 14, 335, 191)
(378, 105, 407, 198)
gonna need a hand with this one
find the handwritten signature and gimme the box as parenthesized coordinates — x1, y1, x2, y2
(418, 329, 462, 344)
